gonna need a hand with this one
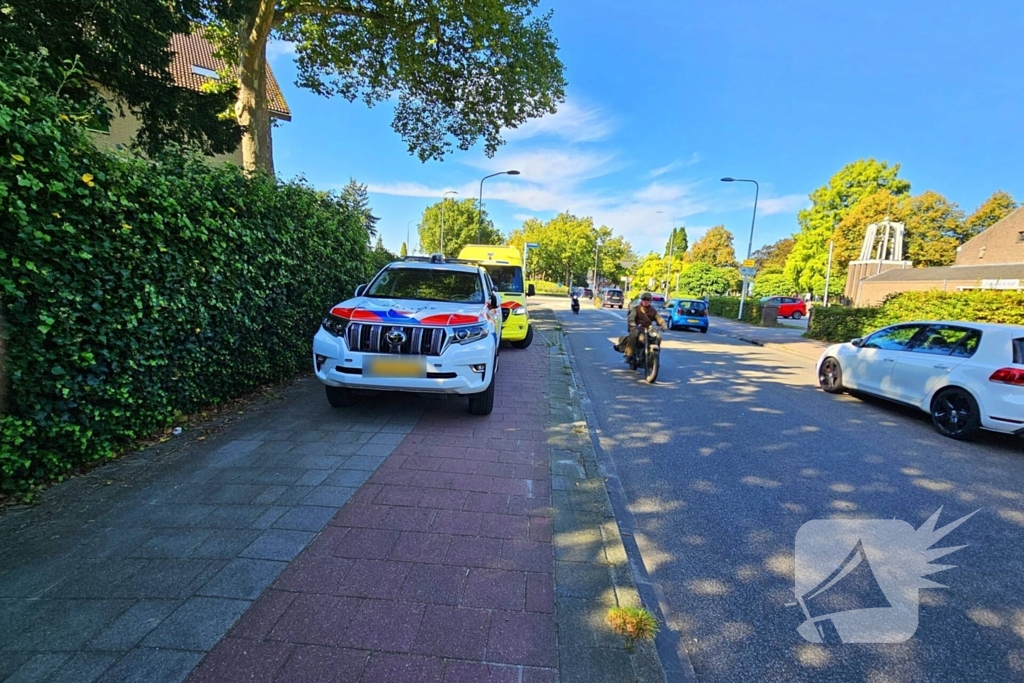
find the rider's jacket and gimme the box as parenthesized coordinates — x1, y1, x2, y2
(627, 304, 665, 330)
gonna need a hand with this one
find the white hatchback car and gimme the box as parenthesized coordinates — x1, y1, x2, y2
(816, 321, 1024, 440)
(313, 257, 502, 415)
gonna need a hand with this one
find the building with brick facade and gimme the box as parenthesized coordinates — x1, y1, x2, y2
(850, 207, 1024, 306)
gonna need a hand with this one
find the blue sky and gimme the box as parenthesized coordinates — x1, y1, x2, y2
(267, 0, 1024, 258)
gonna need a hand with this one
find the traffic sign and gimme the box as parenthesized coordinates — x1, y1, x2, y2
(740, 266, 757, 278)
(742, 259, 756, 269)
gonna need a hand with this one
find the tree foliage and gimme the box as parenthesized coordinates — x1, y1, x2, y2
(752, 237, 794, 272)
(751, 272, 794, 298)
(688, 226, 737, 267)
(210, 0, 567, 172)
(418, 198, 499, 256)
(340, 178, 379, 239)
(965, 190, 1017, 235)
(665, 226, 688, 258)
(0, 0, 239, 157)
(508, 214, 631, 287)
(677, 262, 732, 297)
(399, 242, 408, 258)
(785, 159, 911, 295)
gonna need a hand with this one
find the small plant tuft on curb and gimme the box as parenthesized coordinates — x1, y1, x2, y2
(606, 606, 660, 652)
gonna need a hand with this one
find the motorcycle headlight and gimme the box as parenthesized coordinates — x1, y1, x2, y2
(321, 313, 349, 337)
(452, 324, 489, 344)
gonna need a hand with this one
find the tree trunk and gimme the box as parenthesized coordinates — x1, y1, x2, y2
(236, 0, 277, 175)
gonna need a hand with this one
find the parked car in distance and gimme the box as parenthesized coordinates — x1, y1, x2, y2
(667, 299, 709, 333)
(599, 288, 625, 308)
(761, 296, 807, 319)
(816, 321, 1024, 440)
(582, 288, 593, 299)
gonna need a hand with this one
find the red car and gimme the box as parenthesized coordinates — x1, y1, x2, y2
(761, 296, 807, 319)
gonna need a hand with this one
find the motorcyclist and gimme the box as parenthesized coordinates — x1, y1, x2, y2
(618, 292, 666, 370)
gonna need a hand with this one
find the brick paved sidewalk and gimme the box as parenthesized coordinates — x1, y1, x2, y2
(187, 344, 557, 682)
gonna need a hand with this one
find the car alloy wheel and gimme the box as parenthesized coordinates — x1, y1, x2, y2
(818, 357, 843, 394)
(931, 388, 980, 440)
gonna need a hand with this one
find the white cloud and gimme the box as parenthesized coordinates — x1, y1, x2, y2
(758, 194, 809, 216)
(463, 148, 618, 187)
(266, 40, 296, 60)
(504, 99, 614, 143)
(646, 153, 702, 179)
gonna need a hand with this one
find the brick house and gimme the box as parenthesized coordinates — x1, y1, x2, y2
(852, 207, 1024, 305)
(90, 27, 291, 166)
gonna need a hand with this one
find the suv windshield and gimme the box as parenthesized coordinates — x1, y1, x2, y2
(366, 267, 484, 304)
(485, 266, 524, 293)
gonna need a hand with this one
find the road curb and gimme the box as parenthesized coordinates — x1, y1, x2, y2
(531, 309, 697, 683)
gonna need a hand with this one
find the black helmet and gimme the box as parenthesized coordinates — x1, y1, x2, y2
(640, 292, 653, 301)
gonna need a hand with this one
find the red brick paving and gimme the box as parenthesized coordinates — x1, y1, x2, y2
(188, 342, 557, 682)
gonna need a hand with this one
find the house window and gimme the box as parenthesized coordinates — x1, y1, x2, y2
(191, 65, 220, 79)
(1018, 231, 1024, 243)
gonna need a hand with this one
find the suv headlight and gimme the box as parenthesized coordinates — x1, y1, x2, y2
(321, 313, 349, 337)
(452, 323, 489, 345)
(511, 305, 526, 316)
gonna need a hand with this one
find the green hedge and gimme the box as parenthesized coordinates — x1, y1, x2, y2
(707, 296, 763, 325)
(529, 280, 569, 295)
(807, 290, 1024, 343)
(0, 51, 370, 497)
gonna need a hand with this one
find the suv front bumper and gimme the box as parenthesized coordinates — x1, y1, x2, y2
(313, 328, 495, 395)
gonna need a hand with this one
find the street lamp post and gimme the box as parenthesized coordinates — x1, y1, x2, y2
(477, 170, 520, 243)
(406, 220, 414, 255)
(440, 190, 458, 256)
(655, 210, 677, 297)
(721, 177, 760, 319)
(593, 238, 602, 290)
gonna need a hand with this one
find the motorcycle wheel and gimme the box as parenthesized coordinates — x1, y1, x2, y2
(644, 347, 660, 384)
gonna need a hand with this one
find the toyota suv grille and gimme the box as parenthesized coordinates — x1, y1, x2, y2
(345, 323, 448, 355)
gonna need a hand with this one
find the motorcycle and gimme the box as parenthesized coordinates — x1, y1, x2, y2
(571, 295, 580, 314)
(613, 326, 661, 384)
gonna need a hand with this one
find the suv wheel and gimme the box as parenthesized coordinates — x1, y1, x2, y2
(325, 385, 357, 408)
(468, 361, 497, 416)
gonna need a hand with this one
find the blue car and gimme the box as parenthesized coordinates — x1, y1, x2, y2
(666, 299, 709, 333)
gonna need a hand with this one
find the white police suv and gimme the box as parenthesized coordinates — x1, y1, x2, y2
(313, 256, 502, 415)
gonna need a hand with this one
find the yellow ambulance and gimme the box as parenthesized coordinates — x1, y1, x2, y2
(457, 244, 536, 348)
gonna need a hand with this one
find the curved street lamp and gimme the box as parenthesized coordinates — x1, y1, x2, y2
(440, 190, 458, 256)
(721, 177, 760, 319)
(477, 170, 520, 243)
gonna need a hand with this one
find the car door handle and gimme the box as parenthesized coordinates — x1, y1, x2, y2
(883, 358, 896, 362)
(933, 364, 950, 370)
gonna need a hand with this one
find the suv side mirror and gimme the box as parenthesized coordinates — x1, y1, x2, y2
(489, 292, 499, 309)
(527, 283, 536, 297)
(355, 284, 367, 297)
(851, 337, 863, 348)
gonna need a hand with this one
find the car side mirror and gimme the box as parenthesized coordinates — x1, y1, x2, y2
(851, 338, 863, 348)
(489, 292, 499, 309)
(355, 284, 367, 297)
(527, 283, 536, 297)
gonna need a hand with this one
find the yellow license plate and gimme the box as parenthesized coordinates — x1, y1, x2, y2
(364, 357, 424, 378)
(687, 319, 699, 323)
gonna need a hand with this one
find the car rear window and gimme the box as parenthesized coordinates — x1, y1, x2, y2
(607, 290, 622, 296)
(678, 301, 706, 314)
(1014, 337, 1024, 364)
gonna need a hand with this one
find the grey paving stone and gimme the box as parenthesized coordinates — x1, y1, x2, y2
(126, 504, 216, 529)
(272, 506, 338, 532)
(367, 432, 406, 445)
(202, 505, 271, 529)
(298, 486, 356, 508)
(250, 506, 290, 530)
(0, 652, 33, 680)
(240, 529, 316, 561)
(322, 469, 372, 488)
(253, 469, 306, 485)
(0, 557, 78, 598)
(86, 600, 180, 651)
(49, 651, 119, 683)
(296, 454, 348, 469)
(142, 597, 251, 651)
(207, 440, 264, 468)
(558, 645, 634, 683)
(75, 528, 154, 561)
(198, 558, 287, 600)
(44, 560, 148, 599)
(554, 562, 615, 601)
(294, 470, 332, 486)
(129, 530, 213, 559)
(343, 455, 388, 471)
(190, 530, 262, 559)
(4, 599, 131, 650)
(5, 653, 70, 683)
(253, 485, 288, 505)
(354, 444, 393, 458)
(110, 559, 222, 600)
(95, 648, 203, 683)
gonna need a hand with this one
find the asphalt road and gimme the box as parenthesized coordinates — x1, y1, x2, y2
(550, 299, 1024, 683)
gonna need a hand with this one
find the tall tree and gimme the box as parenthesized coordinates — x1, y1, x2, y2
(207, 0, 567, 174)
(0, 0, 239, 156)
(677, 263, 731, 297)
(965, 190, 1018, 235)
(688, 226, 737, 267)
(418, 198, 499, 256)
(508, 217, 632, 286)
(339, 178, 379, 239)
(399, 242, 408, 258)
(752, 237, 794, 272)
(665, 227, 688, 258)
(784, 159, 910, 295)
(903, 191, 966, 267)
